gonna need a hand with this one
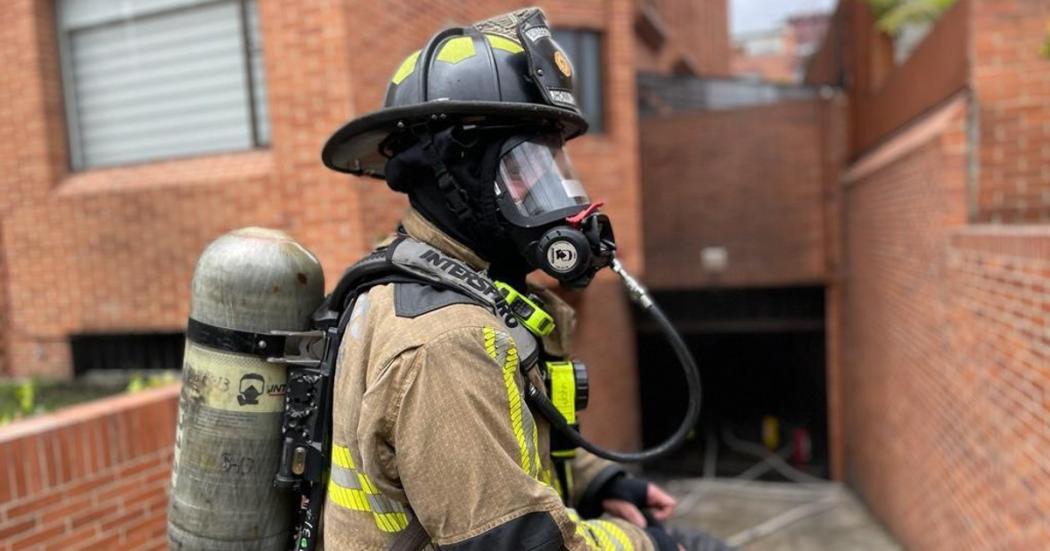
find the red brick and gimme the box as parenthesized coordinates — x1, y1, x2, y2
(3, 489, 63, 522)
(831, 71, 1050, 551)
(0, 443, 13, 504)
(6, 518, 66, 549)
(0, 517, 37, 542)
(44, 494, 93, 523)
(44, 525, 99, 551)
(641, 100, 831, 288)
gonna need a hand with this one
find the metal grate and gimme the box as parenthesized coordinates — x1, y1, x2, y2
(638, 73, 818, 116)
(70, 332, 185, 376)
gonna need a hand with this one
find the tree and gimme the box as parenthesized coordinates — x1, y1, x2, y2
(867, 0, 959, 35)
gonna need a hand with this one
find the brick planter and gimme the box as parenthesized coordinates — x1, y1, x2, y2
(0, 384, 178, 550)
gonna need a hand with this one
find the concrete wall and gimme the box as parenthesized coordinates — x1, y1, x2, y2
(0, 386, 177, 550)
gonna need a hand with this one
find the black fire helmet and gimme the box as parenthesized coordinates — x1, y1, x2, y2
(320, 8, 589, 179)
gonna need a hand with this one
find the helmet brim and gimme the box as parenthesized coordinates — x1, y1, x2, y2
(321, 101, 588, 178)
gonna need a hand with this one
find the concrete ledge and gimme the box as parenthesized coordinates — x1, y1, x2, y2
(843, 91, 968, 185)
(56, 150, 273, 196)
(950, 225, 1050, 259)
(0, 384, 179, 442)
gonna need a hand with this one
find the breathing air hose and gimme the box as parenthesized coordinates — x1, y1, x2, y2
(526, 258, 703, 463)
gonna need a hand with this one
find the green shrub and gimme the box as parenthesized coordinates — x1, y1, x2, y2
(867, 0, 958, 35)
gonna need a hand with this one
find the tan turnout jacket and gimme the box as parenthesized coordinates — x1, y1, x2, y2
(321, 209, 655, 550)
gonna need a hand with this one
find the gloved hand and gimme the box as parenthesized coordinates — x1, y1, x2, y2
(600, 476, 678, 527)
(596, 476, 683, 551)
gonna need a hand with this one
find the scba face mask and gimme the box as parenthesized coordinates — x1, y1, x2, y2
(494, 133, 616, 287)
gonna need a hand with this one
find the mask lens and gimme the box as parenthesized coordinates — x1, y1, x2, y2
(497, 135, 589, 220)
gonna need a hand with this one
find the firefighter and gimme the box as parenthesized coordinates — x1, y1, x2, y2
(318, 8, 724, 551)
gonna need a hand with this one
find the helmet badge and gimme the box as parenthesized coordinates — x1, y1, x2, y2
(553, 51, 572, 78)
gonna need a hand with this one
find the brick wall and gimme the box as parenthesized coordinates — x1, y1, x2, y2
(0, 0, 677, 452)
(633, 0, 729, 76)
(941, 226, 1050, 548)
(805, 0, 969, 158)
(0, 0, 648, 413)
(0, 0, 363, 377)
(838, 94, 971, 548)
(0, 223, 7, 377)
(971, 0, 1050, 222)
(0, 386, 178, 550)
(837, 91, 1050, 549)
(641, 100, 830, 289)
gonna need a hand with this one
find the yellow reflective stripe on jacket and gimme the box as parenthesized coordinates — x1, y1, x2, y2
(530, 410, 543, 478)
(566, 510, 598, 550)
(590, 520, 634, 551)
(328, 444, 409, 533)
(565, 509, 635, 551)
(484, 326, 538, 477)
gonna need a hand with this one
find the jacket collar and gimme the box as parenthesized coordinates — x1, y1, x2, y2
(401, 208, 489, 272)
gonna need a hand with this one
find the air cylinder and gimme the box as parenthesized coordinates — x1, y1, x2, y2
(169, 227, 324, 550)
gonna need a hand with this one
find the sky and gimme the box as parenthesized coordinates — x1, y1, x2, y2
(731, 0, 838, 36)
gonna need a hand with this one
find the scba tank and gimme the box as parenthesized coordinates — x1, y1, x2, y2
(169, 228, 324, 550)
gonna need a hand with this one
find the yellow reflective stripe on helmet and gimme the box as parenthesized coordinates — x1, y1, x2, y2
(328, 443, 408, 533)
(486, 33, 524, 54)
(391, 50, 421, 85)
(437, 36, 476, 64)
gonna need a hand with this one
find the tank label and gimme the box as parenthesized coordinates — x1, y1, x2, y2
(183, 344, 288, 413)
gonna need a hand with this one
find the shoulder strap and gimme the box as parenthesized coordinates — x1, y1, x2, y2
(323, 235, 540, 366)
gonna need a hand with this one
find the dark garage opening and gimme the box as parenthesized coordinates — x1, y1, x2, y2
(71, 332, 185, 376)
(637, 287, 828, 480)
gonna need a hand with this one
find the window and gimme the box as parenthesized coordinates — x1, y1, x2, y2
(57, 0, 269, 169)
(70, 332, 185, 375)
(551, 29, 604, 132)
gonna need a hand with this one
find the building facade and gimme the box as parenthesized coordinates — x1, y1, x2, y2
(808, 0, 1050, 548)
(731, 12, 830, 83)
(0, 0, 729, 453)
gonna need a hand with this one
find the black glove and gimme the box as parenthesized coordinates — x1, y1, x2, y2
(601, 474, 649, 508)
(577, 469, 649, 518)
